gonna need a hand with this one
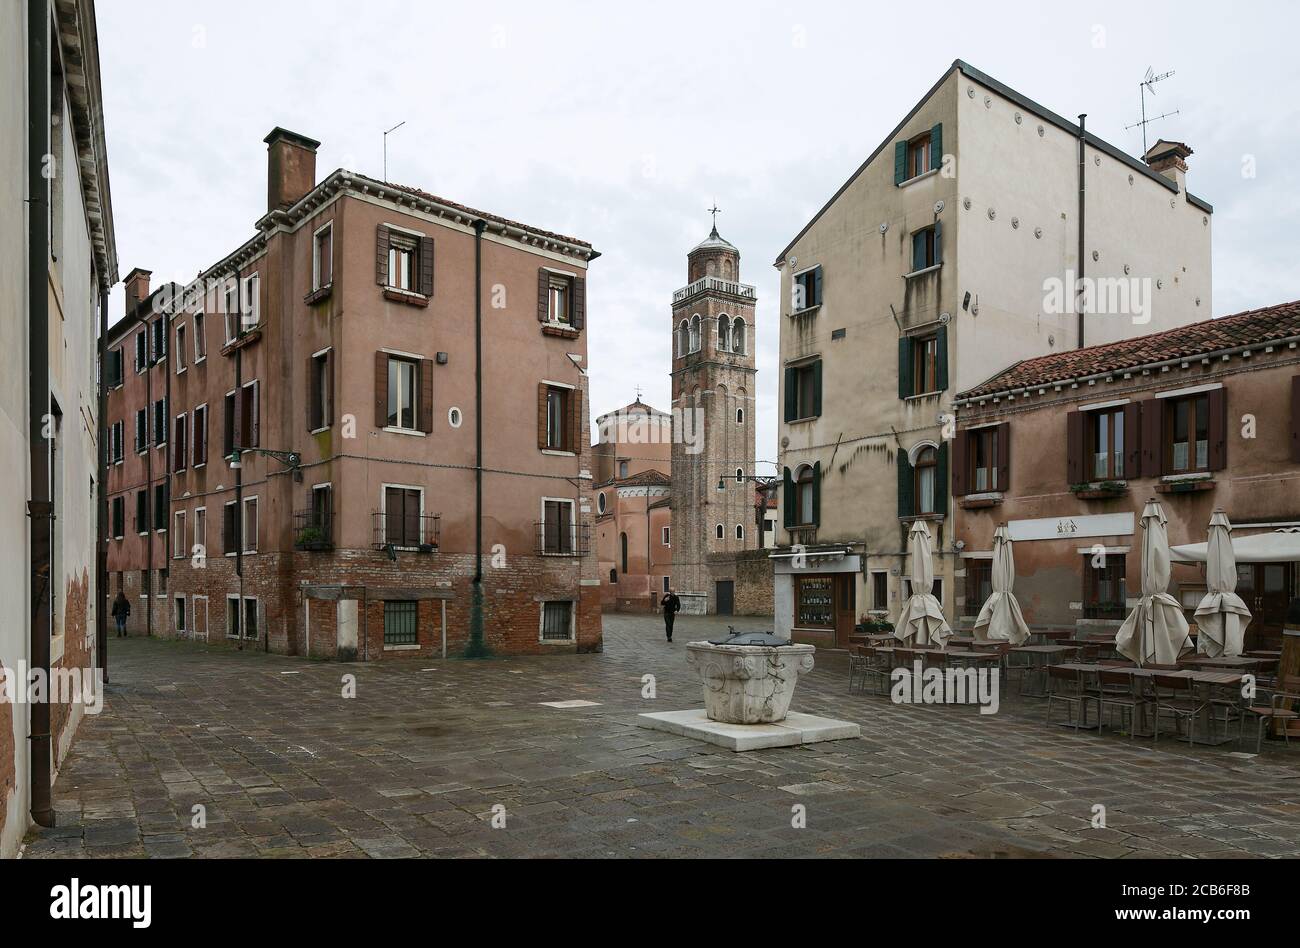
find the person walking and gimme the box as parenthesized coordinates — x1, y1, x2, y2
(111, 590, 131, 638)
(660, 588, 681, 643)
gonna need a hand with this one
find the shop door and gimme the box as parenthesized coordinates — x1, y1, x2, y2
(834, 575, 857, 649)
(1237, 563, 1293, 652)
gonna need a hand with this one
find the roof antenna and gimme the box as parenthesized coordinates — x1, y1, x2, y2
(1125, 68, 1179, 155)
(383, 121, 406, 182)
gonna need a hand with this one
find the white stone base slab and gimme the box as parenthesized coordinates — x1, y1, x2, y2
(636, 709, 860, 752)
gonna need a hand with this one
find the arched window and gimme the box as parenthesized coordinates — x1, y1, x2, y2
(676, 320, 688, 357)
(736, 407, 744, 425)
(715, 523, 724, 540)
(731, 317, 746, 355)
(596, 492, 607, 515)
(609, 568, 618, 584)
(689, 315, 701, 353)
(717, 314, 730, 352)
(795, 464, 816, 526)
(735, 524, 744, 540)
(735, 467, 744, 483)
(620, 532, 628, 573)
(914, 446, 938, 515)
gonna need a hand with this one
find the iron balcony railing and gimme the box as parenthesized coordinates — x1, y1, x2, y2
(535, 521, 592, 556)
(293, 507, 335, 551)
(671, 275, 757, 305)
(372, 511, 440, 552)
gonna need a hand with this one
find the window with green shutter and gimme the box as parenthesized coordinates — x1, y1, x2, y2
(784, 361, 822, 421)
(895, 124, 942, 185)
(896, 451, 914, 517)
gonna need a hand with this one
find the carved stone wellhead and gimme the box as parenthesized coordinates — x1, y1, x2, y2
(686, 636, 815, 724)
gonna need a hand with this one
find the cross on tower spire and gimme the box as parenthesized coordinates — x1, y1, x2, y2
(708, 202, 722, 236)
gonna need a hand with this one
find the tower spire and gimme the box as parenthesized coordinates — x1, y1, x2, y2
(708, 202, 722, 237)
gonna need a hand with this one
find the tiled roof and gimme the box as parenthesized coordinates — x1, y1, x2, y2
(595, 469, 672, 490)
(957, 301, 1300, 401)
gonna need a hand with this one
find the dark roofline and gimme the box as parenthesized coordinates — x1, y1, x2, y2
(773, 59, 1212, 266)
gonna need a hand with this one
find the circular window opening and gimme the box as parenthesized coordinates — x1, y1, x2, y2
(447, 407, 463, 428)
(597, 492, 607, 515)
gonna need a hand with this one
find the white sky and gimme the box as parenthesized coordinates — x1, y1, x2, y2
(99, 0, 1300, 475)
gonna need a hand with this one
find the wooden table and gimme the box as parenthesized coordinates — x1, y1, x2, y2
(1012, 645, 1074, 697)
(1183, 656, 1261, 671)
(1052, 663, 1242, 743)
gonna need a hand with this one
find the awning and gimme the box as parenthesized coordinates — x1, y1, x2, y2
(1170, 529, 1300, 564)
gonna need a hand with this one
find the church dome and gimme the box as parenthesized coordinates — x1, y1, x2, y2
(689, 224, 738, 256)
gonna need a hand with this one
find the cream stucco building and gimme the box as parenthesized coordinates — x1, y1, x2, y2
(771, 60, 1213, 647)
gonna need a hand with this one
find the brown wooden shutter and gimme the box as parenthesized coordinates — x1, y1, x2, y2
(250, 382, 260, 448)
(418, 237, 434, 297)
(537, 268, 549, 322)
(1065, 411, 1084, 484)
(568, 386, 582, 453)
(1141, 398, 1163, 478)
(571, 276, 585, 330)
(996, 423, 1011, 492)
(232, 388, 243, 449)
(418, 358, 434, 433)
(950, 430, 968, 497)
(1123, 401, 1142, 478)
(537, 383, 549, 449)
(326, 350, 334, 427)
(376, 225, 390, 285)
(375, 351, 388, 428)
(307, 354, 318, 431)
(1291, 376, 1300, 463)
(1207, 387, 1227, 471)
(384, 486, 401, 544)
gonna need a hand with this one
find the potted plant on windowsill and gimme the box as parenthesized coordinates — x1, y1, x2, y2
(1070, 480, 1128, 500)
(294, 526, 330, 551)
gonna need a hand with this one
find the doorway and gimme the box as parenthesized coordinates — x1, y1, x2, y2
(1236, 562, 1295, 651)
(715, 580, 734, 616)
(834, 574, 857, 649)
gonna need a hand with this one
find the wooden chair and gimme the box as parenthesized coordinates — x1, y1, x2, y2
(1152, 674, 1209, 745)
(1045, 666, 1096, 732)
(1096, 669, 1151, 741)
(1240, 676, 1300, 752)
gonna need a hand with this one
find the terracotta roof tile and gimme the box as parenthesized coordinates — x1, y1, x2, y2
(957, 301, 1300, 401)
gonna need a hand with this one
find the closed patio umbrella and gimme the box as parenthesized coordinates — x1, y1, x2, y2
(1193, 508, 1251, 657)
(895, 520, 952, 648)
(1116, 499, 1192, 666)
(973, 524, 1031, 645)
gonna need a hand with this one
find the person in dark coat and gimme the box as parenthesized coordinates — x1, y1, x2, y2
(111, 590, 131, 638)
(660, 589, 681, 643)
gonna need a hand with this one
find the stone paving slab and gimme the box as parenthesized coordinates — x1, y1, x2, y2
(638, 709, 860, 750)
(20, 613, 1300, 859)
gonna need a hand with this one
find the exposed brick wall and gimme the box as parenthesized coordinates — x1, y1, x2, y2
(706, 549, 774, 616)
(51, 568, 92, 763)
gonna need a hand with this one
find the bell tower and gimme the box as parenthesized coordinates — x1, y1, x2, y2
(669, 213, 759, 611)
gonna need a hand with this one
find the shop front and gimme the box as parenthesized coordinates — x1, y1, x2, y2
(772, 548, 861, 648)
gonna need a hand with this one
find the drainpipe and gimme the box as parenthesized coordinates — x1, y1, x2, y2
(231, 269, 245, 651)
(97, 286, 108, 682)
(465, 219, 488, 658)
(26, 0, 55, 829)
(1077, 113, 1087, 349)
(143, 315, 153, 637)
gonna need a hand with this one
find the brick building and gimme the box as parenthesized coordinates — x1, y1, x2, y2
(104, 128, 601, 659)
(952, 301, 1300, 648)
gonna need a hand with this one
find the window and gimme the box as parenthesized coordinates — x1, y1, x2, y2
(153, 483, 167, 531)
(150, 318, 166, 362)
(596, 492, 606, 515)
(311, 484, 333, 537)
(224, 391, 236, 456)
(662, 526, 670, 546)
(899, 328, 947, 398)
(784, 361, 821, 421)
(384, 486, 423, 547)
(105, 347, 123, 388)
(388, 235, 416, 291)
(173, 511, 186, 558)
(910, 225, 941, 272)
(620, 532, 628, 573)
(242, 274, 260, 329)
(310, 350, 332, 430)
(541, 601, 574, 642)
(610, 568, 618, 584)
(228, 596, 258, 640)
(689, 315, 701, 353)
(732, 317, 746, 355)
(173, 413, 188, 472)
(735, 524, 744, 540)
(226, 596, 240, 638)
(662, 576, 671, 593)
(736, 407, 744, 425)
(223, 280, 239, 344)
(240, 381, 259, 447)
(173, 596, 186, 634)
(548, 275, 571, 324)
(907, 132, 932, 179)
(676, 320, 688, 357)
(735, 467, 744, 483)
(618, 460, 628, 478)
(1166, 393, 1210, 474)
(242, 497, 259, 553)
(543, 385, 571, 452)
(894, 126, 941, 184)
(110, 420, 123, 464)
(966, 560, 992, 612)
(1084, 553, 1127, 619)
(872, 571, 889, 610)
(387, 357, 417, 430)
(153, 398, 168, 446)
(140, 569, 150, 598)
(794, 464, 816, 526)
(193, 311, 206, 361)
(914, 446, 938, 515)
(192, 405, 208, 467)
(313, 222, 333, 290)
(134, 407, 147, 453)
(223, 501, 238, 555)
(1088, 407, 1125, 480)
(111, 496, 124, 539)
(970, 426, 999, 492)
(717, 314, 730, 351)
(156, 567, 167, 598)
(541, 498, 575, 555)
(383, 600, 419, 647)
(912, 334, 938, 396)
(135, 489, 148, 534)
(793, 266, 822, 311)
(175, 324, 187, 372)
(193, 507, 206, 558)
(715, 523, 724, 539)
(135, 331, 147, 372)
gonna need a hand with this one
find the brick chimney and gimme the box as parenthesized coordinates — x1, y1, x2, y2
(263, 127, 321, 212)
(124, 267, 152, 313)
(1144, 139, 1193, 192)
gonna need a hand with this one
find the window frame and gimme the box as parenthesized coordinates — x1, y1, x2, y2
(539, 600, 576, 643)
(193, 311, 206, 363)
(914, 445, 938, 515)
(794, 464, 816, 527)
(242, 496, 259, 554)
(381, 483, 425, 549)
(383, 600, 420, 649)
(906, 132, 933, 181)
(969, 426, 999, 493)
(312, 220, 334, 291)
(1164, 393, 1211, 475)
(1086, 406, 1126, 481)
(540, 497, 576, 556)
(386, 355, 419, 433)
(172, 510, 186, 559)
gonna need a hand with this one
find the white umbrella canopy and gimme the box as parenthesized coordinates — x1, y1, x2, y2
(1193, 509, 1251, 657)
(973, 525, 1031, 645)
(1116, 499, 1193, 666)
(895, 520, 952, 648)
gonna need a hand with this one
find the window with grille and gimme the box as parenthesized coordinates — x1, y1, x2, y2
(541, 601, 573, 641)
(384, 486, 422, 547)
(384, 600, 418, 646)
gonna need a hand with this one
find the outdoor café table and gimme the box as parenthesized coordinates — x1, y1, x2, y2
(948, 636, 978, 647)
(1011, 645, 1074, 697)
(1184, 656, 1261, 672)
(1121, 667, 1244, 744)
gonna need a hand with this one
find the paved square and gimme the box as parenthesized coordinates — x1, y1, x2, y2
(23, 614, 1300, 859)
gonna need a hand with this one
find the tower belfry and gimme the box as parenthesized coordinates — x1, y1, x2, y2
(669, 216, 759, 611)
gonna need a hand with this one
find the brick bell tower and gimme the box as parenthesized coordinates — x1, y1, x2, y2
(669, 212, 759, 612)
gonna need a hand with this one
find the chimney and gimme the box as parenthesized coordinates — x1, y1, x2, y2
(1144, 139, 1193, 192)
(124, 267, 152, 314)
(263, 127, 321, 212)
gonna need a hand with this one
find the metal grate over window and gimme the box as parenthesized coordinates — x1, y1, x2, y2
(384, 600, 418, 646)
(541, 601, 573, 641)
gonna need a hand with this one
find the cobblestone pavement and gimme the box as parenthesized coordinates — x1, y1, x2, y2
(23, 614, 1300, 859)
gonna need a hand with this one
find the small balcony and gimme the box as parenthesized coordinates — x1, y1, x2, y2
(672, 275, 757, 305)
(293, 508, 335, 551)
(372, 511, 441, 552)
(1082, 601, 1127, 621)
(788, 526, 818, 547)
(535, 521, 592, 557)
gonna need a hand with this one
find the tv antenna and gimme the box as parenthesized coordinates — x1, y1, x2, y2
(383, 121, 405, 182)
(1125, 68, 1179, 154)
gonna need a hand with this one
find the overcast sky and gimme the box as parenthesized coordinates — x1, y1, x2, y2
(99, 0, 1300, 474)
